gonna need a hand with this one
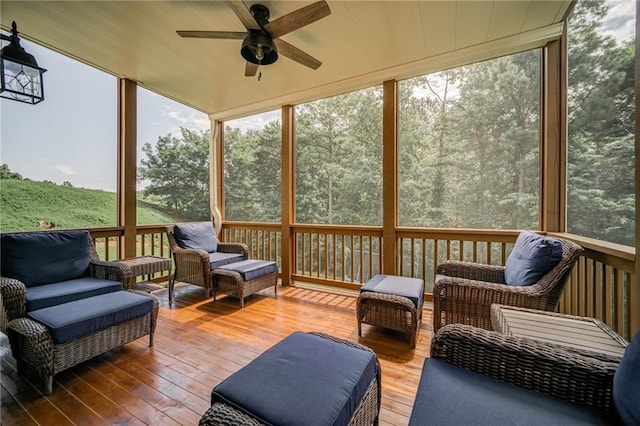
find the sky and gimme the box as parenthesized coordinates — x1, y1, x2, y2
(0, 0, 635, 192)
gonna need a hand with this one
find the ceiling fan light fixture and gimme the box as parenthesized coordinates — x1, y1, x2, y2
(241, 31, 277, 65)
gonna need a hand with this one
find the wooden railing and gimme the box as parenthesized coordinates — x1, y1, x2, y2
(220, 223, 637, 340)
(552, 233, 636, 340)
(291, 224, 383, 290)
(86, 224, 636, 340)
(222, 222, 281, 262)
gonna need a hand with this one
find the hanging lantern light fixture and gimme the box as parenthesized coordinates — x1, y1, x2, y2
(1, 21, 46, 104)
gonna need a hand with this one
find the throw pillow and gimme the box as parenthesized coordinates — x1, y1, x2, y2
(173, 221, 218, 253)
(504, 231, 563, 286)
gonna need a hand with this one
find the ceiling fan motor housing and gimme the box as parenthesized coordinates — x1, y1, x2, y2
(241, 30, 278, 65)
(249, 4, 270, 26)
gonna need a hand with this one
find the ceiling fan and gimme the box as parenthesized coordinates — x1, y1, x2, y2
(177, 0, 331, 77)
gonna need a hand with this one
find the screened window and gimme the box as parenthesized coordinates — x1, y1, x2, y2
(567, 0, 636, 246)
(398, 51, 541, 230)
(295, 87, 383, 225)
(224, 110, 281, 222)
(137, 87, 210, 224)
(0, 41, 117, 232)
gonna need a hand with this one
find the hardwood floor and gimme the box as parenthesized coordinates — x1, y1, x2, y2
(1, 283, 434, 425)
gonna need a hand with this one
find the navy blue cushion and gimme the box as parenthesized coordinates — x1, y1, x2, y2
(215, 260, 277, 281)
(173, 222, 218, 253)
(209, 252, 245, 270)
(409, 358, 609, 425)
(360, 274, 424, 308)
(28, 291, 154, 344)
(1, 231, 92, 287)
(212, 331, 378, 426)
(25, 277, 123, 312)
(614, 329, 640, 425)
(504, 231, 563, 286)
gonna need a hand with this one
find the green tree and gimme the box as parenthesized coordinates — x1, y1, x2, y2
(224, 120, 282, 222)
(567, 0, 635, 246)
(138, 128, 211, 220)
(296, 87, 383, 225)
(0, 163, 23, 180)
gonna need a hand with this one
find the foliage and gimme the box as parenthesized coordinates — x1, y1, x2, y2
(138, 127, 211, 221)
(295, 87, 383, 225)
(566, 0, 635, 246)
(0, 179, 175, 232)
(0, 163, 23, 180)
(224, 121, 282, 222)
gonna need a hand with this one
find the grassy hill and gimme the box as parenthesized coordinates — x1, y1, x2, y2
(1, 179, 178, 232)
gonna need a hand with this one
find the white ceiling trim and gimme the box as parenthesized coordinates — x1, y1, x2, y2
(210, 22, 564, 122)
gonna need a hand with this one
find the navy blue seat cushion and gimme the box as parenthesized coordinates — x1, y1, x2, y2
(212, 331, 378, 426)
(504, 231, 563, 286)
(1, 231, 92, 287)
(209, 252, 245, 270)
(28, 291, 154, 344)
(613, 329, 640, 425)
(409, 358, 609, 426)
(360, 274, 424, 308)
(25, 277, 123, 312)
(174, 222, 218, 253)
(215, 260, 277, 281)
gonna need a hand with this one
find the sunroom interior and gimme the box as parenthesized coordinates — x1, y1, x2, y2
(0, 0, 638, 424)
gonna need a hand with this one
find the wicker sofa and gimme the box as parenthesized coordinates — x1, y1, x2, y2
(409, 324, 639, 425)
(0, 230, 158, 394)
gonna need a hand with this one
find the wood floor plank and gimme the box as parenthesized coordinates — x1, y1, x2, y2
(0, 283, 433, 425)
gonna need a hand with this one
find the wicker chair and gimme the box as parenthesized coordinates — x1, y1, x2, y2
(166, 223, 248, 300)
(409, 324, 632, 425)
(433, 235, 583, 332)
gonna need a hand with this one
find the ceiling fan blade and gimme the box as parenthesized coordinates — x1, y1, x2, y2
(264, 1, 331, 39)
(176, 31, 246, 39)
(228, 0, 260, 30)
(273, 39, 322, 70)
(245, 62, 259, 77)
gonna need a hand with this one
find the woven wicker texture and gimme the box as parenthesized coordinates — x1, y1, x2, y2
(199, 332, 381, 426)
(433, 237, 583, 332)
(357, 291, 422, 348)
(7, 291, 159, 395)
(213, 268, 277, 307)
(431, 324, 619, 410)
(166, 225, 248, 300)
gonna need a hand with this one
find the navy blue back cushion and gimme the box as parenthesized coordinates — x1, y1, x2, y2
(173, 222, 218, 253)
(1, 231, 91, 287)
(614, 329, 640, 425)
(504, 231, 563, 286)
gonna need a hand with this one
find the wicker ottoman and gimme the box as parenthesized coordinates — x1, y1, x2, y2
(212, 260, 278, 307)
(199, 332, 381, 426)
(7, 290, 158, 394)
(357, 274, 425, 348)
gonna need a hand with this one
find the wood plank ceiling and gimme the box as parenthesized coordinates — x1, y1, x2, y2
(0, 1, 571, 120)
